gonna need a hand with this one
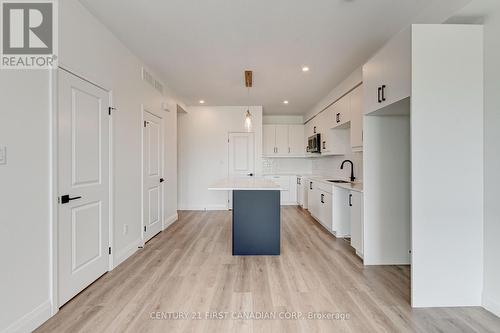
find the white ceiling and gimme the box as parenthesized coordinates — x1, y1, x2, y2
(80, 0, 438, 115)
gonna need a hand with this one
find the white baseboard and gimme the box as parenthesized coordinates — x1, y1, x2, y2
(483, 293, 500, 317)
(113, 238, 142, 268)
(2, 300, 52, 333)
(163, 212, 178, 230)
(177, 204, 228, 211)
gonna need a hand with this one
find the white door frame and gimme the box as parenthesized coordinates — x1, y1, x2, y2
(141, 105, 165, 246)
(50, 65, 114, 314)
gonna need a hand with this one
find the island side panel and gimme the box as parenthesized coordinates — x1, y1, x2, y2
(232, 190, 281, 255)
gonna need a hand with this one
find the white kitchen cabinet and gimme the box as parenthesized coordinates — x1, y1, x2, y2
(263, 125, 277, 156)
(318, 190, 333, 231)
(275, 125, 288, 155)
(331, 94, 351, 128)
(297, 176, 307, 208)
(349, 191, 364, 258)
(307, 180, 319, 218)
(349, 85, 363, 151)
(263, 124, 305, 157)
(288, 125, 305, 156)
(265, 175, 297, 205)
(332, 186, 350, 237)
(363, 27, 411, 115)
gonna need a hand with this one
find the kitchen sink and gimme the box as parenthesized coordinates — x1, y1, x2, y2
(326, 180, 350, 184)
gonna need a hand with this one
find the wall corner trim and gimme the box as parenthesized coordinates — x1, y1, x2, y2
(2, 300, 52, 333)
(113, 238, 142, 269)
(164, 213, 178, 230)
(483, 293, 500, 318)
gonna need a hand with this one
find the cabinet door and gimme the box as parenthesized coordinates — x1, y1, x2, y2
(332, 95, 350, 128)
(275, 125, 289, 155)
(350, 85, 363, 150)
(288, 125, 305, 156)
(319, 190, 333, 231)
(263, 125, 276, 155)
(288, 177, 298, 203)
(307, 181, 318, 219)
(297, 178, 303, 206)
(363, 27, 411, 115)
(316, 111, 331, 154)
(350, 191, 363, 256)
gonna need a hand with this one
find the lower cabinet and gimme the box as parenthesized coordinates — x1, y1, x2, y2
(297, 176, 307, 209)
(350, 191, 364, 258)
(332, 187, 350, 237)
(264, 175, 298, 205)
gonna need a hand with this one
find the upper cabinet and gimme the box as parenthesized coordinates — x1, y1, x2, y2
(331, 95, 350, 128)
(263, 124, 305, 157)
(363, 27, 411, 115)
(349, 85, 363, 151)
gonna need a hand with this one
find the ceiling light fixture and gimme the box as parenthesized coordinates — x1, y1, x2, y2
(199, 100, 205, 104)
(283, 100, 289, 104)
(302, 66, 310, 72)
(244, 70, 253, 133)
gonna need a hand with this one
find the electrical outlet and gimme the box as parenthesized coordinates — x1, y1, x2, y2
(123, 224, 128, 235)
(0, 146, 6, 165)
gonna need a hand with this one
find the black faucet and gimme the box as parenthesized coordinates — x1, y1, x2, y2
(341, 160, 355, 182)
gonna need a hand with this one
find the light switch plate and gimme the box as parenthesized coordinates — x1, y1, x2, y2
(0, 146, 6, 165)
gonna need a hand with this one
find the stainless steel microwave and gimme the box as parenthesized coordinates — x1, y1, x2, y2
(307, 134, 321, 153)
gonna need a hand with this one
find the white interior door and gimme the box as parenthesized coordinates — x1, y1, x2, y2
(228, 132, 255, 209)
(58, 69, 110, 306)
(143, 110, 163, 243)
(228, 132, 255, 177)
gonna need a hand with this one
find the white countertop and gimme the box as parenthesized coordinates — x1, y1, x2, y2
(208, 177, 282, 191)
(305, 176, 364, 193)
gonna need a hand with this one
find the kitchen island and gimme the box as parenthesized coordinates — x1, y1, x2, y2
(209, 177, 281, 256)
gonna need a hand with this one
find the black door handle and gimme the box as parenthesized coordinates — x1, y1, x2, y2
(349, 194, 352, 207)
(61, 194, 82, 204)
(378, 87, 382, 103)
(247, 173, 254, 177)
(160, 178, 165, 183)
(381, 85, 386, 101)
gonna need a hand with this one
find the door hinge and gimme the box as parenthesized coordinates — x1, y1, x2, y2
(108, 247, 111, 255)
(108, 107, 116, 115)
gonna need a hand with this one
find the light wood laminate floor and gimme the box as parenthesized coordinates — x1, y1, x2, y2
(36, 207, 500, 333)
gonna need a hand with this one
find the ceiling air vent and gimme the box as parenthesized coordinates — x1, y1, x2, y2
(154, 80, 164, 95)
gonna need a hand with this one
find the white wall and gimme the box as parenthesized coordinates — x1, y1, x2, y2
(411, 24, 484, 307)
(483, 5, 500, 317)
(0, 0, 184, 331)
(178, 106, 263, 210)
(0, 71, 52, 333)
(262, 158, 312, 175)
(363, 107, 411, 266)
(59, 0, 183, 265)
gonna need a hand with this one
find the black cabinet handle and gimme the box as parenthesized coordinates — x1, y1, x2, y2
(381, 85, 386, 102)
(310, 182, 313, 190)
(313, 126, 317, 134)
(321, 193, 324, 204)
(60, 194, 82, 204)
(160, 178, 165, 183)
(349, 194, 352, 207)
(322, 141, 326, 150)
(336, 113, 340, 123)
(378, 87, 382, 103)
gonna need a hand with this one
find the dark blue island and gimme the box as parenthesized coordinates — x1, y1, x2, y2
(209, 178, 281, 256)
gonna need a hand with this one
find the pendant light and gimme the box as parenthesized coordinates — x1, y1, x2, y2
(244, 70, 253, 132)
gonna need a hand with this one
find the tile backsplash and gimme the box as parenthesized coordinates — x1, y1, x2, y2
(311, 152, 363, 181)
(262, 152, 363, 181)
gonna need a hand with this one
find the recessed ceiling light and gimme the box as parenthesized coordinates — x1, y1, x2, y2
(302, 66, 310, 72)
(199, 100, 205, 104)
(283, 100, 289, 104)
